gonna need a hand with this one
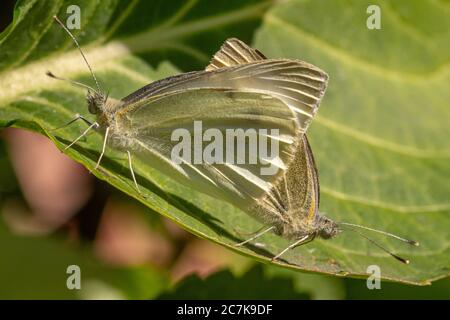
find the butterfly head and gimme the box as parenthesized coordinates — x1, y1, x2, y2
(315, 215, 340, 239)
(87, 90, 107, 114)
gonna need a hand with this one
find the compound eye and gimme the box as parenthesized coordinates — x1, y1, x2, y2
(88, 100, 98, 114)
(86, 94, 98, 114)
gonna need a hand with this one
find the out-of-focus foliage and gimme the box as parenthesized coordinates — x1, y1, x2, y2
(344, 276, 450, 300)
(157, 265, 310, 300)
(0, 221, 168, 299)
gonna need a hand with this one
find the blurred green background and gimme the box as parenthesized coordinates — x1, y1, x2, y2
(0, 0, 449, 299)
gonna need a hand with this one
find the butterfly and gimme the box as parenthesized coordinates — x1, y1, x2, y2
(50, 16, 418, 263)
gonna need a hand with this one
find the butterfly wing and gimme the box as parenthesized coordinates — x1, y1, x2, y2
(122, 38, 328, 134)
(116, 88, 298, 210)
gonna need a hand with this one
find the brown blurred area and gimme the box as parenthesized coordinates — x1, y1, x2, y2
(1, 128, 246, 283)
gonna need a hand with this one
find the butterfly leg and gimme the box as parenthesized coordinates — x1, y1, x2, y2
(271, 235, 311, 262)
(233, 225, 267, 237)
(51, 113, 94, 132)
(235, 226, 275, 247)
(127, 150, 142, 195)
(94, 126, 110, 170)
(64, 121, 99, 151)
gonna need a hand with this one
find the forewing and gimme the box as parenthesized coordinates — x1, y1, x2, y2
(123, 60, 328, 133)
(118, 88, 299, 210)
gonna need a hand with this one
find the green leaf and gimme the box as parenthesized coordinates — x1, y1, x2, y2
(0, 223, 168, 299)
(0, 0, 448, 286)
(252, 0, 450, 284)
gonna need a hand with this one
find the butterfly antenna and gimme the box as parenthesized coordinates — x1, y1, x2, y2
(339, 222, 419, 246)
(46, 71, 98, 93)
(52, 15, 102, 94)
(339, 225, 411, 264)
